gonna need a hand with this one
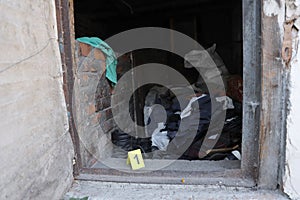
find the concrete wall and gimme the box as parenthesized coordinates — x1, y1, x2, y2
(284, 0, 300, 199)
(284, 3, 300, 200)
(0, 0, 74, 199)
(285, 47, 300, 199)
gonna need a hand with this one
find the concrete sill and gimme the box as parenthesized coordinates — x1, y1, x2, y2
(64, 180, 289, 200)
(78, 159, 250, 187)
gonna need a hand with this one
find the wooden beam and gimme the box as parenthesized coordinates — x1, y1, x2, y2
(258, 0, 287, 190)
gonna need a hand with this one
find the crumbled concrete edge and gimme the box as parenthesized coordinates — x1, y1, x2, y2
(64, 180, 289, 200)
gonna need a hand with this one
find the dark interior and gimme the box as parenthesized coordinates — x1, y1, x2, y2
(74, 0, 242, 75)
(74, 0, 243, 162)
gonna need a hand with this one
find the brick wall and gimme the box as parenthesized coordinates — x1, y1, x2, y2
(74, 41, 133, 166)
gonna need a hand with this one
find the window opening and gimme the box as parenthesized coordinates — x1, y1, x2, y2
(73, 0, 243, 171)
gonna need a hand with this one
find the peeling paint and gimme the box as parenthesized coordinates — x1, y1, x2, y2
(282, 16, 298, 65)
(284, 1, 300, 199)
(263, 0, 280, 17)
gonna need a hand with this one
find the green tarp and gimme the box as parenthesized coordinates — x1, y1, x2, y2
(76, 37, 117, 85)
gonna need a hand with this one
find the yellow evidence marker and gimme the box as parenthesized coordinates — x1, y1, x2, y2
(126, 149, 145, 170)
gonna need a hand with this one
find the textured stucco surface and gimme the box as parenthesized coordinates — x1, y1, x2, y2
(285, 49, 300, 200)
(284, 0, 300, 199)
(0, 0, 74, 199)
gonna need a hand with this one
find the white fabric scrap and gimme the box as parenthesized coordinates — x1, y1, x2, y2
(144, 106, 152, 127)
(180, 94, 206, 119)
(216, 96, 234, 110)
(208, 134, 219, 140)
(151, 123, 169, 151)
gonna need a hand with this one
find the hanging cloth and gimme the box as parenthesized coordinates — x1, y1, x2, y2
(76, 37, 117, 85)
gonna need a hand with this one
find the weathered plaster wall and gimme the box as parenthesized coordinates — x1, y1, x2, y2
(285, 52, 300, 199)
(0, 0, 74, 199)
(284, 0, 300, 199)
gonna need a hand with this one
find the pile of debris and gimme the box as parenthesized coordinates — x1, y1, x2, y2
(144, 85, 242, 160)
(111, 44, 243, 161)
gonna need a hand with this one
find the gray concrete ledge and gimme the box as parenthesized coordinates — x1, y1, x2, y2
(64, 180, 290, 200)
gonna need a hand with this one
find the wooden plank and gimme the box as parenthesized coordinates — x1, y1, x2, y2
(55, 0, 82, 176)
(259, 0, 286, 189)
(242, 0, 261, 180)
